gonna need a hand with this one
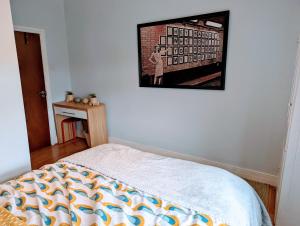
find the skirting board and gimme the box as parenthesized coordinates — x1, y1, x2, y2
(109, 137, 278, 187)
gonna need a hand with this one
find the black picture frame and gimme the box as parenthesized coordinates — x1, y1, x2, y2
(173, 56, 178, 65)
(160, 36, 166, 45)
(184, 29, 189, 37)
(160, 46, 166, 56)
(173, 47, 179, 55)
(179, 28, 184, 37)
(167, 57, 173, 66)
(137, 10, 230, 90)
(173, 27, 179, 36)
(179, 47, 184, 55)
(179, 56, 184, 64)
(179, 37, 184, 45)
(167, 26, 173, 36)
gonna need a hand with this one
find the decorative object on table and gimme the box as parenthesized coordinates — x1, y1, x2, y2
(89, 93, 99, 106)
(82, 97, 89, 104)
(65, 91, 74, 102)
(74, 97, 82, 103)
(137, 10, 229, 90)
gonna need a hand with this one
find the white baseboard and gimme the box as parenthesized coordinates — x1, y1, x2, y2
(109, 137, 278, 187)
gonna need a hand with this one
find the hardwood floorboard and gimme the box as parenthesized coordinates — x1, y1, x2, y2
(30, 140, 276, 224)
(30, 138, 88, 170)
(246, 179, 276, 225)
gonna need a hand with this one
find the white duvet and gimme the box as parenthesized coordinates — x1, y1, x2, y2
(62, 143, 272, 226)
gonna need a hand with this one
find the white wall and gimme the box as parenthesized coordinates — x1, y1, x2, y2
(64, 0, 300, 176)
(0, 0, 31, 182)
(10, 0, 72, 144)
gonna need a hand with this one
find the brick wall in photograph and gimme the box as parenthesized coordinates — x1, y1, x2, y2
(140, 22, 224, 76)
(140, 24, 166, 76)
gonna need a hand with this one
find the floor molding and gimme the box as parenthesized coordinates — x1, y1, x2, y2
(109, 137, 278, 187)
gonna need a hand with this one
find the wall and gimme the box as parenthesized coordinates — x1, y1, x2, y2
(10, 0, 72, 143)
(64, 0, 300, 176)
(0, 0, 31, 182)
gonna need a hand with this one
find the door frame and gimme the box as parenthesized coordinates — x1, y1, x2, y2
(14, 26, 56, 145)
(276, 36, 300, 225)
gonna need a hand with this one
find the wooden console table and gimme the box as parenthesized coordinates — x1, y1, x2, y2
(53, 101, 108, 147)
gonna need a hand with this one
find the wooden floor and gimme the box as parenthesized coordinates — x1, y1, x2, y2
(246, 179, 276, 225)
(30, 140, 276, 224)
(30, 138, 88, 169)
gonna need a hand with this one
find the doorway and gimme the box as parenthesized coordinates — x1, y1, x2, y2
(14, 31, 51, 151)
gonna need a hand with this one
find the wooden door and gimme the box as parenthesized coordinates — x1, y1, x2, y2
(14, 31, 51, 152)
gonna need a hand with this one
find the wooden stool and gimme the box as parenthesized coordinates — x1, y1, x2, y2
(61, 118, 80, 143)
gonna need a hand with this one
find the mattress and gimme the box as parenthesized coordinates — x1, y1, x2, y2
(0, 143, 272, 226)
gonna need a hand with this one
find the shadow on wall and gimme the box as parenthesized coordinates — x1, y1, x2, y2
(0, 164, 31, 183)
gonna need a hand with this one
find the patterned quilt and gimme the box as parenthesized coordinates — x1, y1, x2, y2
(0, 162, 227, 226)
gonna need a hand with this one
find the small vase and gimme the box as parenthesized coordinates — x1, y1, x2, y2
(89, 97, 98, 106)
(66, 94, 74, 102)
(82, 98, 89, 104)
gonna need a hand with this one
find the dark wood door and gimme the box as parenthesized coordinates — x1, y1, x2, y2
(15, 31, 51, 151)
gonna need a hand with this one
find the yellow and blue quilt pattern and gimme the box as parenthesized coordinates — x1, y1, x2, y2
(0, 162, 228, 226)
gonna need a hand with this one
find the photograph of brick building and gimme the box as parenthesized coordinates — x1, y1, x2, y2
(138, 11, 229, 90)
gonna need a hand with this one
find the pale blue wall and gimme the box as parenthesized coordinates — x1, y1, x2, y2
(64, 0, 300, 175)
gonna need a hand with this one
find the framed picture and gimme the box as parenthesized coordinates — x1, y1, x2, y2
(179, 56, 184, 64)
(179, 37, 184, 45)
(179, 47, 184, 55)
(179, 28, 184, 37)
(173, 27, 179, 36)
(193, 54, 198, 62)
(184, 37, 189, 45)
(173, 56, 178, 65)
(167, 47, 173, 56)
(193, 46, 198, 54)
(160, 46, 166, 56)
(173, 47, 179, 55)
(167, 27, 173, 35)
(184, 29, 189, 37)
(193, 38, 198, 45)
(173, 36, 178, 45)
(193, 30, 198, 37)
(137, 10, 230, 90)
(198, 39, 202, 46)
(184, 55, 188, 63)
(167, 37, 173, 45)
(160, 36, 166, 45)
(184, 46, 189, 55)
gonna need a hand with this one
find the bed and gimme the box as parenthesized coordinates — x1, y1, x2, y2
(0, 144, 272, 226)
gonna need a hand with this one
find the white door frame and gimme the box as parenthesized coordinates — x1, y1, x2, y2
(276, 36, 300, 225)
(14, 26, 57, 145)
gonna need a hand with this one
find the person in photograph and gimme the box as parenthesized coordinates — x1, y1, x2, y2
(149, 45, 168, 85)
